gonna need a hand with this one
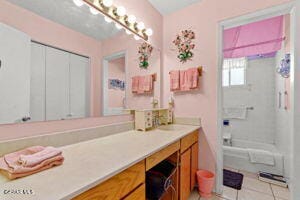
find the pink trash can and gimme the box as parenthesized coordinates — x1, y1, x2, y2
(197, 170, 215, 198)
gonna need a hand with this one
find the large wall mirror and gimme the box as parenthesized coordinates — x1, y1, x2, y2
(0, 0, 161, 125)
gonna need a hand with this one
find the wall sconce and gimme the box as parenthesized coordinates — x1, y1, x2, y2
(73, 0, 152, 41)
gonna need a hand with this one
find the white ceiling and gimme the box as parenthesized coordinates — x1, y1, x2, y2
(147, 0, 202, 15)
(7, 0, 120, 41)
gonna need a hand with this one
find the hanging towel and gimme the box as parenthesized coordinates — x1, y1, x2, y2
(144, 75, 153, 92)
(169, 70, 180, 91)
(132, 76, 140, 93)
(187, 67, 199, 89)
(137, 76, 145, 94)
(248, 149, 275, 166)
(223, 107, 247, 119)
(180, 70, 190, 91)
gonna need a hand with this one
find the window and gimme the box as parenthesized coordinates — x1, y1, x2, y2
(222, 57, 247, 87)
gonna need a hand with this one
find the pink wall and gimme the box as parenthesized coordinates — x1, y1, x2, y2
(0, 0, 162, 141)
(108, 58, 126, 108)
(163, 0, 291, 174)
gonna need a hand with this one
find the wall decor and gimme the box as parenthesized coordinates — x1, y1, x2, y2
(138, 42, 153, 69)
(277, 53, 290, 78)
(108, 79, 125, 90)
(173, 29, 195, 63)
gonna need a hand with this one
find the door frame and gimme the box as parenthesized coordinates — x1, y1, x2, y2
(216, 2, 296, 194)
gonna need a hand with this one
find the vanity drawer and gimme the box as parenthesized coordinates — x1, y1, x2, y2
(73, 161, 145, 200)
(180, 131, 198, 153)
(123, 184, 146, 200)
(146, 141, 180, 171)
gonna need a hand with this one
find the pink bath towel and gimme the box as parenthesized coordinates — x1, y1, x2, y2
(143, 75, 153, 92)
(180, 70, 190, 91)
(187, 67, 199, 89)
(137, 76, 145, 94)
(0, 146, 64, 179)
(169, 70, 180, 91)
(132, 76, 140, 93)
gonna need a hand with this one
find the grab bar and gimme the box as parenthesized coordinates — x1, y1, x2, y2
(246, 107, 254, 110)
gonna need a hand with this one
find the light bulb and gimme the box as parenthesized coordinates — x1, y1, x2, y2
(145, 28, 153, 36)
(127, 15, 136, 24)
(137, 22, 145, 30)
(102, 0, 113, 7)
(125, 29, 132, 35)
(134, 35, 140, 40)
(115, 23, 123, 30)
(90, 7, 99, 15)
(73, 0, 84, 7)
(104, 16, 112, 23)
(116, 6, 126, 17)
(93, 0, 101, 8)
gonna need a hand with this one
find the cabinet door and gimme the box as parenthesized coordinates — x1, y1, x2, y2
(191, 142, 198, 191)
(180, 149, 191, 200)
(30, 42, 46, 122)
(69, 54, 89, 119)
(45, 47, 69, 121)
(0, 23, 31, 124)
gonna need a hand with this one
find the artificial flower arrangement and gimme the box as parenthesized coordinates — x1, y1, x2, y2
(138, 42, 153, 69)
(173, 29, 196, 63)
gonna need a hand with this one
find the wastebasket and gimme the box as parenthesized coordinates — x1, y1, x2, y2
(197, 169, 215, 198)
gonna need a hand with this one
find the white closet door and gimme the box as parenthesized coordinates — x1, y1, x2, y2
(30, 42, 46, 122)
(45, 47, 69, 121)
(69, 54, 89, 119)
(0, 23, 31, 124)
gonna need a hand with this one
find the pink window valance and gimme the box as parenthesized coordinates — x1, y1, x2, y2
(223, 16, 284, 58)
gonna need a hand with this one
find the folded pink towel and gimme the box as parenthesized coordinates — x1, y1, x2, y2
(0, 146, 64, 179)
(132, 76, 140, 93)
(143, 75, 153, 92)
(0, 156, 64, 179)
(18, 146, 62, 167)
(169, 70, 180, 91)
(187, 67, 199, 89)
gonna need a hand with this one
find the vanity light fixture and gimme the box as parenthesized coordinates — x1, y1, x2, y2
(102, 0, 113, 7)
(73, 0, 84, 7)
(104, 16, 112, 23)
(136, 22, 145, 31)
(145, 28, 153, 36)
(82, 0, 151, 41)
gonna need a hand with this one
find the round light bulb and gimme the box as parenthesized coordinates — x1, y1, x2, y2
(104, 16, 112, 23)
(102, 0, 113, 7)
(90, 7, 99, 15)
(134, 35, 140, 41)
(137, 22, 145, 30)
(116, 6, 126, 17)
(145, 28, 153, 36)
(127, 15, 136, 24)
(125, 29, 132, 35)
(73, 0, 84, 7)
(115, 23, 123, 30)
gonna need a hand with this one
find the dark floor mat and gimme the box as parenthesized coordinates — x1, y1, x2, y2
(223, 169, 244, 190)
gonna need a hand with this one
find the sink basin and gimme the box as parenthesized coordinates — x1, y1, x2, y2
(157, 125, 185, 131)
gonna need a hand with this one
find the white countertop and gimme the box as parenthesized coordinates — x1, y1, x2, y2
(0, 124, 200, 200)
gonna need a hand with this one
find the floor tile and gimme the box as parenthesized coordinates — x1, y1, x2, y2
(200, 194, 227, 200)
(239, 170, 258, 179)
(189, 189, 200, 200)
(238, 188, 275, 200)
(242, 177, 272, 195)
(224, 166, 239, 172)
(271, 184, 290, 200)
(217, 186, 237, 200)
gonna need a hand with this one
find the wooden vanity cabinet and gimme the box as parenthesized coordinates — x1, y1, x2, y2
(179, 131, 199, 200)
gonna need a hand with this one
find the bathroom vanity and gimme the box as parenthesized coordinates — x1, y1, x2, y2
(0, 124, 200, 200)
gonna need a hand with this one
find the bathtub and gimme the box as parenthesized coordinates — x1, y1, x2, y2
(223, 139, 284, 175)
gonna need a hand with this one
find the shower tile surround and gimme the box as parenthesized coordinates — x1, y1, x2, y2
(223, 57, 277, 144)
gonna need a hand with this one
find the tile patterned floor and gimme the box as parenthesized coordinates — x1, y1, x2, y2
(188, 167, 290, 200)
